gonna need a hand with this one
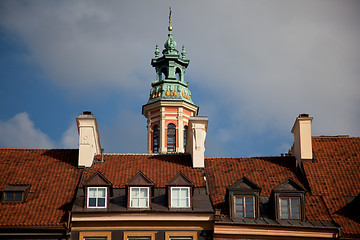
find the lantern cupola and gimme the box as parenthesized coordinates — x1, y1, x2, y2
(142, 8, 198, 154)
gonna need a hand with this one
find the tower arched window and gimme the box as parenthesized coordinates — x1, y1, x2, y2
(161, 68, 167, 80)
(153, 125, 160, 153)
(184, 125, 188, 150)
(167, 123, 176, 152)
(176, 67, 181, 81)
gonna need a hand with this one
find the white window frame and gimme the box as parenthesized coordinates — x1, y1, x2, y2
(87, 187, 107, 208)
(171, 187, 190, 208)
(130, 187, 150, 208)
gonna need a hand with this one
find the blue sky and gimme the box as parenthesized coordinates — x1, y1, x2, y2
(1, 1, 359, 157)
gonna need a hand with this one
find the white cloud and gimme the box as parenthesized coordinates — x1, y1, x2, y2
(0, 112, 54, 148)
(60, 123, 78, 149)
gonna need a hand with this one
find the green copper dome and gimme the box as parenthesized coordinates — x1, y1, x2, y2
(145, 21, 195, 106)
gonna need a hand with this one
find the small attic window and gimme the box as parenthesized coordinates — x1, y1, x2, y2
(171, 187, 190, 208)
(234, 195, 255, 218)
(227, 177, 261, 220)
(279, 197, 300, 220)
(2, 185, 30, 203)
(83, 171, 112, 209)
(126, 171, 154, 209)
(166, 172, 194, 209)
(272, 178, 306, 221)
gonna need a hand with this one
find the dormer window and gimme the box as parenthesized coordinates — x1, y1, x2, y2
(272, 178, 306, 221)
(167, 172, 194, 209)
(235, 195, 255, 218)
(130, 187, 149, 208)
(171, 187, 190, 208)
(280, 197, 300, 220)
(227, 177, 261, 220)
(126, 172, 154, 209)
(83, 172, 112, 209)
(88, 187, 107, 208)
(2, 185, 30, 203)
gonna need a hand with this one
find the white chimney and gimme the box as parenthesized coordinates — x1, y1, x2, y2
(76, 111, 101, 168)
(187, 117, 208, 168)
(291, 114, 313, 167)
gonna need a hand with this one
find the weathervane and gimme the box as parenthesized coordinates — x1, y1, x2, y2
(168, 6, 173, 31)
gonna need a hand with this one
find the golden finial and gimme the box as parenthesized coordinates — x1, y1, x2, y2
(168, 6, 173, 31)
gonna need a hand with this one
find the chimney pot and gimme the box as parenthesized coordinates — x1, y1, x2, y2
(299, 113, 309, 118)
(83, 111, 93, 115)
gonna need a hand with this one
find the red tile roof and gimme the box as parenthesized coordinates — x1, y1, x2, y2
(204, 156, 332, 222)
(0, 149, 82, 227)
(83, 153, 205, 188)
(303, 136, 360, 237)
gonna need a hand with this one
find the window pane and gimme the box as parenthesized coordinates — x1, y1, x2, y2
(170, 238, 192, 240)
(282, 212, 289, 219)
(132, 188, 139, 198)
(181, 188, 189, 198)
(167, 123, 176, 152)
(246, 211, 254, 218)
(5, 193, 13, 200)
(172, 187, 189, 207)
(153, 125, 159, 153)
(98, 198, 105, 207)
(128, 238, 150, 240)
(89, 198, 96, 207)
(14, 192, 22, 201)
(140, 188, 148, 198)
(291, 212, 300, 219)
(291, 198, 299, 206)
(84, 238, 107, 240)
(245, 197, 253, 204)
(236, 197, 243, 204)
(236, 211, 244, 217)
(89, 188, 96, 198)
(88, 187, 106, 208)
(132, 198, 139, 207)
(172, 188, 180, 198)
(236, 204, 244, 211)
(281, 198, 289, 206)
(139, 198, 148, 207)
(98, 188, 106, 198)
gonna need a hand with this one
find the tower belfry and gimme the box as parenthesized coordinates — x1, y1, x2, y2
(142, 8, 199, 153)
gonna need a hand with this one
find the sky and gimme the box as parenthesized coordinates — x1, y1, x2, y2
(0, 1, 359, 157)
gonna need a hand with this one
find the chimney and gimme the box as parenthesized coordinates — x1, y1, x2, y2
(76, 111, 101, 168)
(291, 114, 313, 167)
(186, 116, 208, 168)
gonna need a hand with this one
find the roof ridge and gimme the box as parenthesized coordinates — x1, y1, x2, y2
(0, 148, 77, 151)
(313, 135, 360, 138)
(204, 156, 293, 159)
(101, 152, 191, 156)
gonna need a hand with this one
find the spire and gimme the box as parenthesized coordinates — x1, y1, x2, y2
(163, 6, 178, 55)
(145, 6, 195, 106)
(142, 7, 199, 154)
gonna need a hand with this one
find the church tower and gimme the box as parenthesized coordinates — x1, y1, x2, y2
(142, 9, 198, 153)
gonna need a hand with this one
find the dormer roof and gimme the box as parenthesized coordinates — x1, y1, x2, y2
(272, 178, 306, 193)
(228, 176, 261, 193)
(166, 171, 194, 187)
(125, 171, 154, 187)
(83, 171, 112, 187)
